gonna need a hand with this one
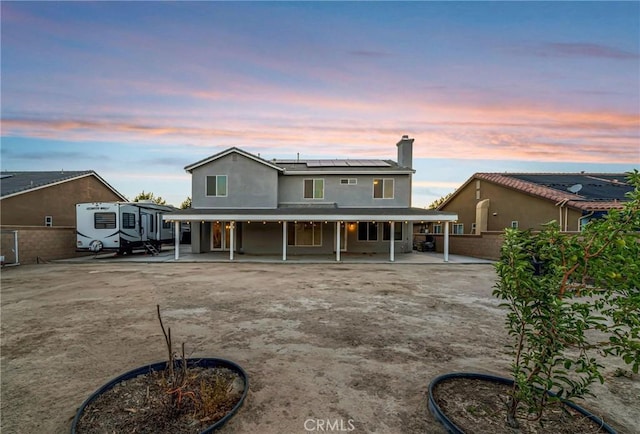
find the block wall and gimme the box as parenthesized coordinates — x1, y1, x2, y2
(0, 226, 91, 265)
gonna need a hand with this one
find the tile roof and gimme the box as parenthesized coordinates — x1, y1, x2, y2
(0, 171, 126, 200)
(474, 173, 632, 211)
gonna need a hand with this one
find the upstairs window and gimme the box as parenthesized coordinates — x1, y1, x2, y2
(304, 179, 324, 199)
(44, 216, 53, 227)
(373, 179, 394, 199)
(452, 223, 464, 234)
(206, 175, 227, 197)
(340, 178, 357, 185)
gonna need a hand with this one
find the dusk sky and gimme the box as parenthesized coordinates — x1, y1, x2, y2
(1, 1, 639, 207)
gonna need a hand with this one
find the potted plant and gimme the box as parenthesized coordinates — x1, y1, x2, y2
(71, 306, 249, 434)
(429, 170, 640, 433)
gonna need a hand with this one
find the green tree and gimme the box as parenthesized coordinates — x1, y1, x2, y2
(180, 197, 192, 209)
(132, 191, 167, 205)
(428, 192, 453, 209)
(494, 170, 640, 428)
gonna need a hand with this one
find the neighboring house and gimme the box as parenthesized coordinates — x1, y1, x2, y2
(437, 173, 634, 234)
(0, 171, 126, 264)
(166, 136, 458, 261)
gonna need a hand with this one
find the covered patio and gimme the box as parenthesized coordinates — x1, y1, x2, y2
(164, 207, 458, 262)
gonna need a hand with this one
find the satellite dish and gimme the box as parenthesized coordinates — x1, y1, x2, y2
(567, 183, 583, 194)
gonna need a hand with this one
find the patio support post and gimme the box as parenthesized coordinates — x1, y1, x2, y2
(230, 221, 235, 261)
(390, 221, 395, 262)
(336, 221, 341, 262)
(174, 221, 180, 261)
(282, 221, 287, 261)
(14, 230, 19, 264)
(444, 221, 450, 262)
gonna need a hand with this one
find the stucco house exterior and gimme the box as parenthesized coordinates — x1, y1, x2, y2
(437, 172, 633, 234)
(0, 170, 126, 264)
(166, 136, 458, 261)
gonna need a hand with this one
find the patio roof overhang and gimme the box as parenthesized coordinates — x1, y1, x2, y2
(163, 207, 458, 223)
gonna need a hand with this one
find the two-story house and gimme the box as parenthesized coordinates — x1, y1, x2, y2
(165, 136, 458, 261)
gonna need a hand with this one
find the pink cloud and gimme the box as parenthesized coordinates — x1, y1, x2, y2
(3, 100, 637, 165)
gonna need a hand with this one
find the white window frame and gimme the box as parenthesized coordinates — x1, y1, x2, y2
(511, 221, 519, 229)
(373, 178, 394, 199)
(44, 216, 53, 227)
(340, 178, 357, 185)
(303, 179, 324, 199)
(288, 222, 322, 246)
(471, 223, 477, 234)
(452, 223, 464, 235)
(433, 224, 442, 234)
(205, 175, 228, 197)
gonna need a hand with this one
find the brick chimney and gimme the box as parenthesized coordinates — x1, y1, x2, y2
(396, 135, 414, 169)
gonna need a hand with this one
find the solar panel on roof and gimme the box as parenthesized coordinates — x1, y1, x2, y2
(509, 174, 632, 201)
(301, 159, 392, 168)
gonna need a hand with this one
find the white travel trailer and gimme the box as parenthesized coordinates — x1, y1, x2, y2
(76, 202, 175, 254)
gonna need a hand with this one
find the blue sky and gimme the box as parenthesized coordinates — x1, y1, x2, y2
(1, 1, 638, 207)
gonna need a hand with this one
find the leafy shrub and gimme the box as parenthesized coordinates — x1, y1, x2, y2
(494, 170, 640, 428)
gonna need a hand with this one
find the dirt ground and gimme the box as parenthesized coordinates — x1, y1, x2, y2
(1, 262, 638, 434)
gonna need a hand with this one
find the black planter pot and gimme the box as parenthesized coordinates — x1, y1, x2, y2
(427, 372, 616, 434)
(71, 357, 249, 434)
